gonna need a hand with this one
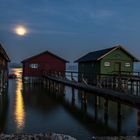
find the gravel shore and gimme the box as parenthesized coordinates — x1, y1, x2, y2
(93, 136, 140, 140)
(1, 134, 140, 140)
(0, 133, 76, 140)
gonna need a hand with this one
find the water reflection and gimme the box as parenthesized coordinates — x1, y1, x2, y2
(3, 68, 140, 139)
(137, 110, 140, 135)
(14, 79, 25, 132)
(0, 91, 8, 133)
(9, 68, 22, 79)
(61, 88, 139, 136)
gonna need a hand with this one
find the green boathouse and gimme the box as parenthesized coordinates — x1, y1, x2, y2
(75, 45, 139, 83)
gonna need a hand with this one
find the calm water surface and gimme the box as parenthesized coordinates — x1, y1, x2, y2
(0, 68, 139, 140)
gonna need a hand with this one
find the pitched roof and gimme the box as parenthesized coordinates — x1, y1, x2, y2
(75, 45, 139, 63)
(0, 43, 10, 62)
(21, 50, 69, 63)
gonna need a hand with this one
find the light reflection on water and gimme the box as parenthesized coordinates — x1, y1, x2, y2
(8, 68, 25, 132)
(14, 78, 25, 132)
(9, 68, 22, 78)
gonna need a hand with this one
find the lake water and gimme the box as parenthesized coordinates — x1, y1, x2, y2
(0, 68, 139, 140)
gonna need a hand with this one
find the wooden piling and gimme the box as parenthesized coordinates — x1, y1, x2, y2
(72, 87, 75, 101)
(104, 98, 109, 124)
(117, 102, 122, 134)
(137, 109, 140, 136)
(94, 95, 98, 120)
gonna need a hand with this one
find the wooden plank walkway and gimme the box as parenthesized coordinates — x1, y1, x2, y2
(44, 75, 140, 108)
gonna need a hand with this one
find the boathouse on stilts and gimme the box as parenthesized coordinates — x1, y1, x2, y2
(21, 51, 68, 84)
(75, 45, 139, 87)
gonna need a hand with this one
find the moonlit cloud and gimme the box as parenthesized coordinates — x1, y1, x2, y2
(30, 26, 78, 35)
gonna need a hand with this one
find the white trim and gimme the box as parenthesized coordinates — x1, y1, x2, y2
(97, 47, 119, 61)
(97, 46, 139, 61)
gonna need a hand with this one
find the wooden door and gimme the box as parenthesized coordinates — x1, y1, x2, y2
(114, 62, 121, 74)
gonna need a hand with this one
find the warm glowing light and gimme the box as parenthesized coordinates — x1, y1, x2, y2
(14, 25, 27, 36)
(14, 73, 25, 132)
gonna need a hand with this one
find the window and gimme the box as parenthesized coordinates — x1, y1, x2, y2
(29, 64, 39, 69)
(125, 62, 131, 67)
(104, 62, 110, 67)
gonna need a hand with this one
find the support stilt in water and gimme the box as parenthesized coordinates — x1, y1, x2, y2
(48, 80, 51, 92)
(71, 87, 75, 106)
(94, 95, 98, 120)
(72, 87, 75, 101)
(137, 109, 140, 136)
(81, 91, 87, 111)
(52, 81, 54, 91)
(138, 81, 140, 95)
(0, 94, 2, 111)
(59, 84, 65, 96)
(59, 83, 63, 94)
(104, 98, 109, 124)
(137, 81, 139, 94)
(117, 102, 122, 134)
(130, 81, 134, 94)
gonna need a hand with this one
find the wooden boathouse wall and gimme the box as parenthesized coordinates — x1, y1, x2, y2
(0, 44, 10, 92)
(21, 51, 68, 83)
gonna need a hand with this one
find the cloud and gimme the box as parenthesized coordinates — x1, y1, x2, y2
(89, 10, 114, 19)
(77, 7, 115, 21)
(31, 28, 77, 35)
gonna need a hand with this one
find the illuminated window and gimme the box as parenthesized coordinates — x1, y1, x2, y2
(125, 62, 131, 67)
(29, 64, 39, 69)
(104, 62, 110, 67)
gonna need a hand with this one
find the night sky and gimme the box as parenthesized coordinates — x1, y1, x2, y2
(0, 0, 140, 63)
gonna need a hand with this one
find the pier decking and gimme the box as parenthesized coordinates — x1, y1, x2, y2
(43, 71, 140, 108)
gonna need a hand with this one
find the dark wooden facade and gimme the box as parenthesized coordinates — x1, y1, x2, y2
(21, 51, 68, 83)
(0, 44, 10, 91)
(75, 45, 139, 83)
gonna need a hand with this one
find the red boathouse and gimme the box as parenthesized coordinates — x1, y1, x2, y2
(21, 51, 68, 83)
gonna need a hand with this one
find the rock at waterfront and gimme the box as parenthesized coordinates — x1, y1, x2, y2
(94, 136, 140, 140)
(0, 133, 76, 140)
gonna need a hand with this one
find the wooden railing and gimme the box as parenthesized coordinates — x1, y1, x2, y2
(43, 70, 140, 94)
(112, 71, 140, 76)
(43, 70, 140, 82)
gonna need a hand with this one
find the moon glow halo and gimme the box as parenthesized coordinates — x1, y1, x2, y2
(14, 25, 28, 36)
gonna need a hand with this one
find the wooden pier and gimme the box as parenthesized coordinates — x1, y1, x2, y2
(43, 71, 140, 109)
(42, 75, 140, 136)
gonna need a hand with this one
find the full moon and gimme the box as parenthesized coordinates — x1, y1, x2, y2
(14, 25, 28, 36)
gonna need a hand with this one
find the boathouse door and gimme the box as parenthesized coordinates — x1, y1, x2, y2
(114, 62, 121, 74)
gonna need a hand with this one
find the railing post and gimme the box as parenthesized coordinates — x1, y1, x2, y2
(71, 72, 74, 82)
(82, 74, 88, 85)
(97, 75, 101, 87)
